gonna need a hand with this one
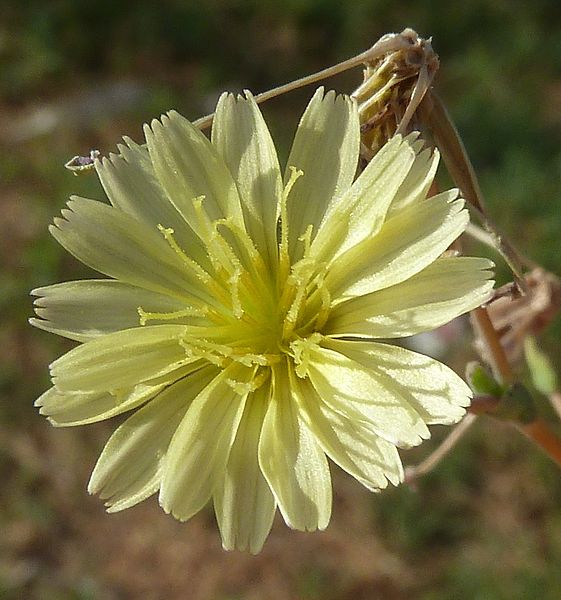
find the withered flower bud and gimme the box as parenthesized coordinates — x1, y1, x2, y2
(352, 28, 439, 161)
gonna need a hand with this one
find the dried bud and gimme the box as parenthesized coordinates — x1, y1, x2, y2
(352, 28, 439, 161)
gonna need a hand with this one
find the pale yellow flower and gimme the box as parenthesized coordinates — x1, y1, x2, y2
(31, 88, 493, 553)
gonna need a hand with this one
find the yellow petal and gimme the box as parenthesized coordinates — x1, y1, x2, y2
(291, 368, 403, 490)
(387, 144, 439, 216)
(31, 280, 199, 342)
(325, 192, 468, 299)
(313, 133, 418, 261)
(212, 91, 282, 267)
(159, 363, 254, 521)
(285, 88, 360, 261)
(326, 256, 494, 338)
(145, 110, 245, 234)
(88, 366, 218, 512)
(306, 344, 429, 448)
(36, 383, 159, 427)
(259, 361, 332, 531)
(214, 382, 276, 554)
(324, 338, 472, 426)
(96, 138, 209, 269)
(50, 197, 211, 303)
(50, 325, 194, 392)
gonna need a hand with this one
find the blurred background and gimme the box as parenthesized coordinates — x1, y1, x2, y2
(2, 1, 561, 598)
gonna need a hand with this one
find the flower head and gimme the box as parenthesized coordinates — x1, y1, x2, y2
(31, 88, 493, 553)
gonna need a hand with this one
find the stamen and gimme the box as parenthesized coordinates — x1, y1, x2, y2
(157, 223, 234, 317)
(296, 262, 330, 332)
(179, 336, 232, 367)
(181, 336, 232, 357)
(290, 333, 322, 378)
(157, 224, 210, 283)
(315, 285, 332, 331)
(284, 166, 305, 198)
(279, 166, 304, 281)
(231, 353, 269, 367)
(228, 268, 244, 319)
(217, 217, 260, 266)
(227, 378, 256, 395)
(193, 197, 242, 277)
(282, 259, 316, 339)
(299, 224, 313, 258)
(226, 366, 270, 395)
(137, 306, 207, 326)
(217, 217, 273, 303)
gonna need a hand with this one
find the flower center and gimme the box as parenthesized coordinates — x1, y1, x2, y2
(137, 167, 330, 379)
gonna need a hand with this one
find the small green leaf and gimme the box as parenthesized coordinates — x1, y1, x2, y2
(465, 361, 504, 397)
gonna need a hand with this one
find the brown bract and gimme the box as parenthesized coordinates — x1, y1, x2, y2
(478, 268, 561, 364)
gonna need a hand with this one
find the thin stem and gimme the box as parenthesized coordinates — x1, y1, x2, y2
(404, 414, 477, 484)
(468, 394, 502, 415)
(465, 223, 537, 272)
(470, 307, 514, 384)
(192, 34, 413, 130)
(519, 419, 561, 468)
(465, 222, 495, 248)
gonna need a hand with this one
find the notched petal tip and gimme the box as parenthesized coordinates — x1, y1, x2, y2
(49, 220, 64, 235)
(334, 91, 353, 109)
(314, 87, 356, 109)
(314, 85, 325, 98)
(403, 130, 420, 144)
(34, 390, 47, 407)
(29, 286, 45, 298)
(118, 136, 141, 157)
(158, 495, 191, 523)
(105, 153, 119, 167)
(143, 118, 163, 139)
(28, 316, 44, 330)
(447, 188, 461, 202)
(165, 110, 187, 126)
(58, 208, 73, 223)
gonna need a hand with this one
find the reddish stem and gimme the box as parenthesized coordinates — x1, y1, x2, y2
(520, 419, 561, 469)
